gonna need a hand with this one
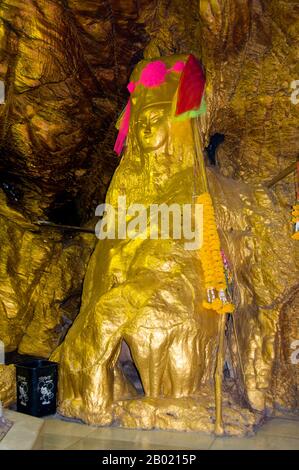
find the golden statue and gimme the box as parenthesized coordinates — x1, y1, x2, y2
(51, 54, 298, 435)
(0, 2, 298, 431)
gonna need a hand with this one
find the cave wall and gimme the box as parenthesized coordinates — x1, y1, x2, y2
(0, 189, 94, 356)
(0, 0, 152, 363)
(0, 0, 150, 222)
(0, 0, 298, 413)
(2, 0, 296, 218)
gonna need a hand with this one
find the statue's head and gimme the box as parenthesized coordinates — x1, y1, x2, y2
(114, 54, 206, 157)
(135, 102, 171, 153)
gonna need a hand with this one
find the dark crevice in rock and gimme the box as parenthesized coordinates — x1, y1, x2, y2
(205, 133, 225, 166)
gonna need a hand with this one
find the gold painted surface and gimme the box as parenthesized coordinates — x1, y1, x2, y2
(114, 387, 258, 436)
(142, 0, 299, 417)
(52, 55, 222, 428)
(53, 53, 298, 432)
(271, 289, 299, 411)
(208, 170, 299, 412)
(0, 190, 94, 357)
(0, 365, 16, 407)
(0, 0, 297, 426)
(0, 0, 150, 221)
(48, 55, 255, 432)
(144, 1, 298, 204)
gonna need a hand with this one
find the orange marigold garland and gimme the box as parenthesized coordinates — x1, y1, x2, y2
(292, 203, 299, 240)
(292, 161, 299, 240)
(196, 192, 234, 315)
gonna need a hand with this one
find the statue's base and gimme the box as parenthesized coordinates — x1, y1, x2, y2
(114, 391, 260, 436)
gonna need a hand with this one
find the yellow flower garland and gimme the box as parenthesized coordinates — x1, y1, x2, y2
(196, 192, 235, 315)
(292, 204, 299, 240)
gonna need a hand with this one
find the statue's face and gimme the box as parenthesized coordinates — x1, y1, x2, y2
(136, 104, 169, 152)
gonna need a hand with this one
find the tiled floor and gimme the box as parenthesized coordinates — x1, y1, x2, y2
(36, 415, 299, 450)
(1, 410, 44, 450)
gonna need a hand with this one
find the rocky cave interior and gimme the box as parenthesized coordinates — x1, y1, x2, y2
(0, 0, 298, 436)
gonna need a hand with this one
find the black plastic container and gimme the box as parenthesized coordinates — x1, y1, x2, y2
(16, 360, 58, 417)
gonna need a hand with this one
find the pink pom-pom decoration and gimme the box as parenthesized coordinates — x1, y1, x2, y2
(114, 58, 188, 155)
(127, 82, 136, 93)
(171, 61, 185, 73)
(114, 100, 131, 156)
(140, 60, 167, 88)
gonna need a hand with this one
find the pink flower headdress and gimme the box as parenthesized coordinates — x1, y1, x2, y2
(114, 54, 206, 156)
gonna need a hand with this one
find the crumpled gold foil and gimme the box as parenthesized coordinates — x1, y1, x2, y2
(0, 365, 16, 407)
(52, 54, 298, 434)
(0, 0, 297, 429)
(0, 190, 94, 357)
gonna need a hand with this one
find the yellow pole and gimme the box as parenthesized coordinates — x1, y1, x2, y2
(191, 118, 226, 436)
(214, 313, 226, 435)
